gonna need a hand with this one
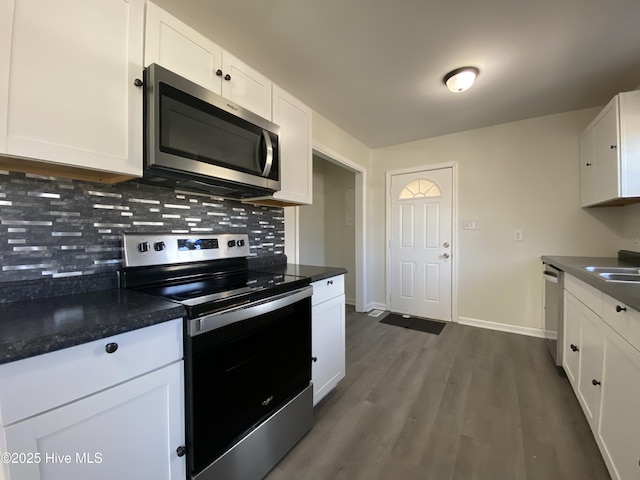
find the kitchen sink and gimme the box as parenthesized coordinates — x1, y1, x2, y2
(598, 273, 640, 283)
(583, 266, 640, 274)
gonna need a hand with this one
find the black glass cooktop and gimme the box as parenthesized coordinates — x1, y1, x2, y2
(137, 270, 309, 318)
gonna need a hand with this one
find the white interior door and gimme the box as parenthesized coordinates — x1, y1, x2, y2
(389, 168, 453, 321)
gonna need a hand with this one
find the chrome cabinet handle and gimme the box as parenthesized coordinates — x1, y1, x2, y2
(261, 130, 273, 177)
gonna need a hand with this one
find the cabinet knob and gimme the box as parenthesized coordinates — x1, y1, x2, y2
(610, 145, 617, 150)
(105, 342, 118, 354)
(592, 379, 601, 386)
(216, 69, 223, 77)
(311, 356, 318, 362)
(570, 344, 579, 352)
(585, 163, 592, 167)
(176, 446, 186, 457)
(224, 73, 231, 81)
(443, 253, 450, 259)
(327, 280, 333, 286)
(616, 305, 627, 313)
(133, 78, 143, 87)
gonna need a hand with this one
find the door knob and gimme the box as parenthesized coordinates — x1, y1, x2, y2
(443, 253, 450, 259)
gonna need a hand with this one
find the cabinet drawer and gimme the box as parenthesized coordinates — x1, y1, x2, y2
(0, 318, 183, 426)
(312, 275, 345, 306)
(602, 295, 640, 353)
(565, 275, 603, 317)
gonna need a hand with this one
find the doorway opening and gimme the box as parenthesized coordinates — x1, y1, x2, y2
(285, 145, 366, 312)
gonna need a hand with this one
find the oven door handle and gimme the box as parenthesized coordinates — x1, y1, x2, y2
(189, 286, 312, 336)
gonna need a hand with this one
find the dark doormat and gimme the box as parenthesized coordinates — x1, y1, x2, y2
(380, 313, 446, 335)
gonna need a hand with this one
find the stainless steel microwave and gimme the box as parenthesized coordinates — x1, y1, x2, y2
(142, 63, 280, 199)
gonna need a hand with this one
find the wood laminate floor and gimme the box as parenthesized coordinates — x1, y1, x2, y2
(266, 306, 611, 480)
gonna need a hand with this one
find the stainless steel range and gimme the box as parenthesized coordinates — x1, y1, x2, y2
(120, 233, 313, 480)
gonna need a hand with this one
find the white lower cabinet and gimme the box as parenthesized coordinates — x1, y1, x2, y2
(2, 362, 184, 480)
(563, 291, 582, 386)
(311, 275, 346, 406)
(598, 332, 640, 480)
(563, 274, 640, 480)
(576, 305, 604, 430)
(0, 319, 185, 480)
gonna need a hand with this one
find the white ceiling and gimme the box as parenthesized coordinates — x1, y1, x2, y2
(155, 0, 640, 149)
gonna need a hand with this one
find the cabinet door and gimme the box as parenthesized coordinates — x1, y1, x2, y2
(563, 291, 582, 387)
(577, 306, 605, 431)
(598, 332, 640, 480)
(272, 85, 313, 205)
(222, 52, 272, 119)
(312, 294, 346, 406)
(3, 0, 144, 177)
(580, 127, 597, 207)
(3, 362, 185, 480)
(591, 102, 619, 205)
(144, 2, 223, 94)
(0, 0, 13, 153)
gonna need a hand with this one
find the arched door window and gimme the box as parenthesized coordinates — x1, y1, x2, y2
(398, 179, 442, 200)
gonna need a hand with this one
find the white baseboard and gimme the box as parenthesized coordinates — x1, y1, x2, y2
(365, 302, 387, 313)
(457, 316, 546, 339)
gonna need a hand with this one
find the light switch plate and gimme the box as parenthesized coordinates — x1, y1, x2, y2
(463, 220, 479, 230)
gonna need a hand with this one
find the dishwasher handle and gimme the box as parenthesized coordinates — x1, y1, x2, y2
(543, 270, 559, 284)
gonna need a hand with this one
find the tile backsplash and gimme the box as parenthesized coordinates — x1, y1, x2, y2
(0, 171, 284, 282)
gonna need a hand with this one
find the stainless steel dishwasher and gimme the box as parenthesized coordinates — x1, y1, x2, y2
(543, 263, 564, 369)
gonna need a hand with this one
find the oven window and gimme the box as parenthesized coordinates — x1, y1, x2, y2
(188, 297, 311, 475)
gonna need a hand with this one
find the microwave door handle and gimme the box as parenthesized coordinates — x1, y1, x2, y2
(261, 130, 274, 177)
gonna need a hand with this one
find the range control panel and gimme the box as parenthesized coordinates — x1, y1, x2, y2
(122, 233, 250, 268)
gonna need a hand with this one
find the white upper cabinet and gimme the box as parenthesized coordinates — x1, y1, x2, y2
(145, 2, 272, 119)
(580, 90, 640, 207)
(221, 51, 273, 120)
(144, 2, 222, 93)
(0, 0, 144, 180)
(271, 85, 313, 205)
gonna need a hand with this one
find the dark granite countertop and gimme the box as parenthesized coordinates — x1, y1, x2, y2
(0, 289, 185, 365)
(252, 263, 348, 282)
(541, 255, 640, 312)
(0, 261, 346, 366)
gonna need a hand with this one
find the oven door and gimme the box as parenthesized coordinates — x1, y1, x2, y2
(185, 286, 312, 477)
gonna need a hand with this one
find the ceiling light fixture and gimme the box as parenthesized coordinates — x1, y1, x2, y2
(443, 67, 480, 93)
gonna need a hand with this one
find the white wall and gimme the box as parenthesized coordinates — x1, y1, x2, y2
(312, 112, 370, 171)
(370, 107, 628, 331)
(619, 203, 640, 249)
(299, 156, 357, 304)
(323, 161, 356, 304)
(299, 158, 326, 265)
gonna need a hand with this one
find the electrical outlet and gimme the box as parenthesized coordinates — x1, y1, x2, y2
(514, 229, 524, 242)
